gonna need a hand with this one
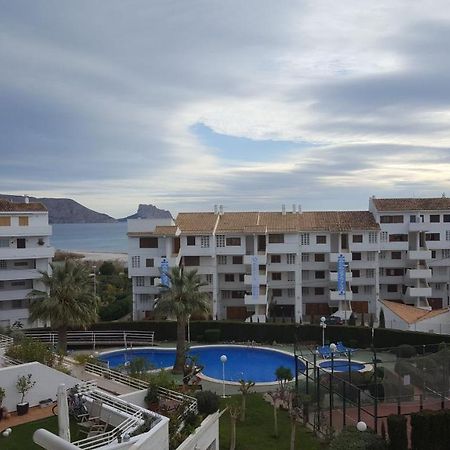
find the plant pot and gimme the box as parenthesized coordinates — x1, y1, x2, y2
(17, 402, 29, 416)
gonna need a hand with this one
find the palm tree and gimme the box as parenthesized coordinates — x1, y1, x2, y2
(28, 259, 98, 353)
(154, 266, 210, 374)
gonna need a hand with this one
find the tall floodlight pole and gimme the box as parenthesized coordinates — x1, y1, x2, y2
(320, 316, 327, 347)
(220, 355, 228, 398)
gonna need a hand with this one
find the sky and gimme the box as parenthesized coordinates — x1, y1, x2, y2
(1, 1, 450, 218)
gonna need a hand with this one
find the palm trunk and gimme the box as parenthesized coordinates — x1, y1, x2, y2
(173, 316, 186, 374)
(57, 326, 67, 354)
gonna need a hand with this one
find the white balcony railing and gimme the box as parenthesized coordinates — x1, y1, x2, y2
(329, 290, 353, 301)
(0, 269, 42, 281)
(406, 268, 432, 280)
(329, 253, 352, 263)
(406, 286, 432, 297)
(243, 254, 267, 265)
(329, 271, 353, 282)
(0, 246, 54, 260)
(408, 250, 432, 260)
(244, 293, 268, 305)
(243, 274, 267, 285)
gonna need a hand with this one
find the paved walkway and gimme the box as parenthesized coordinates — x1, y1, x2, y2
(0, 404, 54, 433)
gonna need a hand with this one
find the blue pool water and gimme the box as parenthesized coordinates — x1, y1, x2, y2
(100, 345, 305, 383)
(318, 360, 365, 372)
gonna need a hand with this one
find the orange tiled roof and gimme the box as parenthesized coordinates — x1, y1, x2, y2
(381, 300, 450, 324)
(153, 225, 178, 236)
(0, 199, 47, 212)
(373, 197, 450, 212)
(176, 212, 219, 233)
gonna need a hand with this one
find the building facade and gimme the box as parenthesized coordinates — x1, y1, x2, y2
(0, 198, 54, 328)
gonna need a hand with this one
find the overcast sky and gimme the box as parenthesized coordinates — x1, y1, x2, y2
(2, 1, 450, 217)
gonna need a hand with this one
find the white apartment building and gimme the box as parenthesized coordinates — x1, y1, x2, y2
(127, 206, 380, 323)
(0, 198, 54, 328)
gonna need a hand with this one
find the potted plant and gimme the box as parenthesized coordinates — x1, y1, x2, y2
(0, 387, 5, 420)
(144, 384, 159, 412)
(16, 374, 36, 415)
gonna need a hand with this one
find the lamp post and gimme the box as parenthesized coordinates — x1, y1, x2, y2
(220, 355, 227, 398)
(356, 421, 367, 432)
(329, 343, 337, 376)
(320, 316, 327, 347)
(92, 265, 97, 298)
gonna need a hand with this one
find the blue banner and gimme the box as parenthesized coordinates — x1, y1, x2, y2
(251, 255, 259, 298)
(337, 254, 346, 295)
(160, 258, 170, 287)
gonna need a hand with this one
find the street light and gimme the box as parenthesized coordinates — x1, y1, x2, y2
(91, 265, 97, 298)
(220, 355, 227, 398)
(330, 343, 337, 376)
(320, 317, 327, 347)
(356, 421, 367, 432)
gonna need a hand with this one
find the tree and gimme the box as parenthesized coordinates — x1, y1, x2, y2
(267, 391, 281, 438)
(28, 259, 98, 353)
(289, 406, 302, 450)
(228, 404, 241, 450)
(379, 309, 386, 329)
(238, 379, 255, 421)
(275, 366, 293, 395)
(154, 267, 210, 374)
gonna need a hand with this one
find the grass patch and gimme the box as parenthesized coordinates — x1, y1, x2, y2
(0, 416, 80, 450)
(219, 393, 325, 450)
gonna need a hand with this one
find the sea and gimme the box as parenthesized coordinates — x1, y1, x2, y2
(50, 222, 128, 253)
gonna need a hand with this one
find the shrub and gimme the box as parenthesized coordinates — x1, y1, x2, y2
(387, 415, 407, 450)
(99, 297, 131, 321)
(396, 344, 417, 358)
(379, 309, 386, 328)
(195, 390, 219, 415)
(146, 370, 177, 390)
(411, 409, 450, 450)
(203, 329, 221, 343)
(330, 426, 387, 450)
(6, 338, 55, 367)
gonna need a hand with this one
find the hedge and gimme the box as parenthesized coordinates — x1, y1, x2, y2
(411, 409, 450, 450)
(87, 320, 450, 348)
(387, 415, 407, 450)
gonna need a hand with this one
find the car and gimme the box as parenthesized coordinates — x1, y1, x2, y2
(324, 316, 344, 325)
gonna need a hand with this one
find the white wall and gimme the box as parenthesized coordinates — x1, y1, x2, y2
(176, 411, 220, 450)
(0, 362, 79, 412)
(119, 389, 148, 409)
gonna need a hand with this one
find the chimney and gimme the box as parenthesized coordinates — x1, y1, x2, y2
(214, 204, 218, 214)
(292, 204, 296, 214)
(298, 204, 302, 214)
(282, 204, 286, 215)
(24, 195, 29, 204)
(219, 205, 224, 215)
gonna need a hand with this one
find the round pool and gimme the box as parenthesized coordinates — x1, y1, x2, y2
(318, 359, 366, 372)
(100, 345, 305, 384)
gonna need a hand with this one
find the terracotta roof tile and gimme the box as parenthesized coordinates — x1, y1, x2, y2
(215, 212, 259, 233)
(176, 212, 218, 233)
(373, 197, 450, 211)
(381, 300, 450, 324)
(153, 225, 178, 236)
(0, 199, 47, 212)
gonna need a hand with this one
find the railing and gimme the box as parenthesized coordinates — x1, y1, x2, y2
(0, 354, 22, 366)
(158, 386, 198, 418)
(0, 334, 13, 349)
(24, 330, 155, 348)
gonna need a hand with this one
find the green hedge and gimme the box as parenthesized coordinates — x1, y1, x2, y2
(387, 415, 407, 450)
(88, 321, 450, 347)
(411, 409, 450, 450)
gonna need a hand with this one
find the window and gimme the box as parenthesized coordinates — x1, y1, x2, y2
(389, 234, 408, 242)
(135, 277, 145, 287)
(272, 272, 282, 281)
(369, 232, 378, 244)
(367, 252, 376, 261)
(11, 280, 26, 287)
(14, 261, 28, 267)
(140, 237, 158, 248)
(352, 252, 361, 260)
(268, 234, 284, 244)
(232, 255, 243, 264)
(314, 253, 325, 262)
(287, 254, 296, 264)
(316, 235, 327, 244)
(380, 251, 387, 259)
(187, 236, 196, 246)
(0, 239, 9, 248)
(380, 232, 388, 243)
(366, 269, 375, 278)
(0, 260, 6, 269)
(0, 217, 11, 226)
(387, 284, 398, 292)
(231, 290, 245, 299)
(217, 255, 227, 265)
(16, 238, 26, 249)
(18, 216, 29, 226)
(435, 283, 443, 290)
(425, 233, 440, 241)
(272, 289, 282, 297)
(364, 286, 372, 294)
(184, 256, 200, 266)
(410, 215, 417, 223)
(301, 253, 309, 262)
(391, 251, 402, 260)
(315, 287, 324, 295)
(430, 214, 440, 223)
(353, 234, 363, 243)
(216, 235, 225, 247)
(351, 286, 359, 294)
(442, 249, 450, 259)
(352, 270, 360, 277)
(315, 271, 325, 279)
(224, 274, 235, 282)
(239, 273, 244, 282)
(131, 256, 140, 268)
(300, 233, 310, 245)
(288, 288, 295, 297)
(226, 237, 241, 246)
(222, 291, 231, 299)
(200, 236, 210, 248)
(206, 274, 213, 284)
(446, 230, 450, 241)
(287, 272, 295, 281)
(380, 215, 404, 223)
(444, 214, 450, 223)
(146, 258, 154, 268)
(0, 281, 3, 289)
(386, 268, 404, 276)
(432, 250, 436, 259)
(271, 254, 281, 263)
(302, 287, 310, 295)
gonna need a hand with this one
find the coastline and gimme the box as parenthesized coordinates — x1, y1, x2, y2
(56, 249, 128, 264)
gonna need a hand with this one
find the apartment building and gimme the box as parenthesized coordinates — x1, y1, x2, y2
(0, 198, 54, 328)
(127, 207, 380, 323)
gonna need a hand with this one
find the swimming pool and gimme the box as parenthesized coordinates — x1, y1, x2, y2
(318, 359, 366, 372)
(100, 345, 306, 383)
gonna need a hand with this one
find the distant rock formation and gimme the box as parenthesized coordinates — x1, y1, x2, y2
(0, 194, 116, 224)
(119, 204, 173, 221)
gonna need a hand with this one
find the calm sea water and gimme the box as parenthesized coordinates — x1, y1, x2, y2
(51, 222, 128, 252)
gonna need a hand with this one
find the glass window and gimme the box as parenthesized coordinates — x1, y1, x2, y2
(368, 232, 377, 244)
(270, 254, 281, 263)
(300, 233, 310, 245)
(224, 274, 235, 282)
(352, 234, 363, 243)
(187, 236, 196, 246)
(200, 236, 210, 248)
(232, 255, 243, 264)
(135, 277, 145, 287)
(0, 217, 11, 226)
(316, 235, 327, 244)
(425, 233, 440, 241)
(391, 251, 402, 260)
(314, 287, 324, 295)
(0, 239, 9, 248)
(18, 216, 29, 226)
(16, 238, 26, 249)
(217, 255, 227, 265)
(315, 271, 325, 279)
(301, 253, 309, 262)
(430, 215, 440, 223)
(268, 234, 284, 244)
(146, 258, 154, 267)
(287, 254, 296, 264)
(443, 214, 450, 223)
(226, 237, 241, 246)
(140, 237, 158, 248)
(184, 256, 200, 266)
(216, 235, 225, 247)
(352, 252, 362, 260)
(315, 253, 325, 262)
(272, 272, 282, 280)
(131, 256, 140, 268)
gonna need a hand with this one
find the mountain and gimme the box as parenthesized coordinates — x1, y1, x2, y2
(0, 194, 116, 224)
(119, 204, 173, 221)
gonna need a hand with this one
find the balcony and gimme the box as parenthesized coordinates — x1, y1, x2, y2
(0, 225, 52, 237)
(408, 250, 432, 260)
(244, 274, 267, 285)
(406, 286, 432, 297)
(243, 254, 267, 265)
(406, 268, 432, 280)
(408, 222, 429, 232)
(0, 246, 54, 260)
(330, 253, 352, 263)
(0, 288, 32, 301)
(330, 290, 353, 301)
(244, 293, 268, 305)
(0, 269, 41, 281)
(330, 271, 353, 282)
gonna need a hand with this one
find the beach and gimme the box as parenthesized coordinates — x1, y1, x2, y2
(81, 251, 128, 264)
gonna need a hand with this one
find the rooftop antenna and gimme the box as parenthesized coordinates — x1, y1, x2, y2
(219, 205, 224, 215)
(214, 204, 218, 214)
(282, 204, 286, 215)
(292, 204, 296, 214)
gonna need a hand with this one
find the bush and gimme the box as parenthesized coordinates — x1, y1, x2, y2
(194, 390, 219, 415)
(396, 344, 417, 358)
(411, 409, 450, 450)
(203, 329, 221, 343)
(387, 415, 407, 450)
(99, 297, 131, 321)
(383, 382, 414, 401)
(330, 426, 387, 450)
(6, 338, 55, 367)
